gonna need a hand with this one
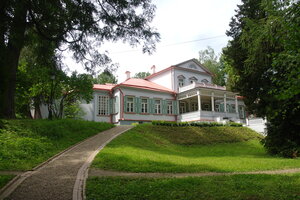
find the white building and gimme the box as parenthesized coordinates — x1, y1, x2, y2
(81, 59, 246, 125)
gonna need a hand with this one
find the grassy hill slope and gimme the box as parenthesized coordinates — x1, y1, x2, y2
(92, 124, 300, 172)
(0, 119, 114, 170)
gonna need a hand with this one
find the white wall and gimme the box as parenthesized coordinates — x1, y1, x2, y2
(147, 70, 173, 91)
(120, 86, 176, 122)
(174, 68, 212, 92)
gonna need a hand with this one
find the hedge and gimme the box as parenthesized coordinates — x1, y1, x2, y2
(151, 120, 243, 127)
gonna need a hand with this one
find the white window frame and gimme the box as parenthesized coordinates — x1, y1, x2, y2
(127, 97, 134, 112)
(141, 98, 148, 113)
(154, 99, 161, 114)
(167, 101, 173, 114)
(98, 95, 109, 115)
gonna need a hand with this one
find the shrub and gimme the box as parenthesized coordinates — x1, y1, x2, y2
(152, 121, 242, 127)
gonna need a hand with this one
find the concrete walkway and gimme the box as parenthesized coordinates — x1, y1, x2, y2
(2, 125, 132, 200)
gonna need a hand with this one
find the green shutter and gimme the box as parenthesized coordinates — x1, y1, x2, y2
(109, 98, 113, 114)
(124, 96, 127, 112)
(149, 99, 154, 114)
(135, 97, 140, 113)
(172, 100, 178, 115)
(115, 97, 119, 114)
(162, 100, 167, 115)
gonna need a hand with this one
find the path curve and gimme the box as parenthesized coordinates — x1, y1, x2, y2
(89, 168, 300, 178)
(1, 125, 132, 200)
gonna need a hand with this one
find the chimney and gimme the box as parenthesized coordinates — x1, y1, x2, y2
(151, 65, 156, 74)
(125, 71, 131, 80)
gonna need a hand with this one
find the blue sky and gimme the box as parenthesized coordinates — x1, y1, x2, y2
(65, 0, 241, 82)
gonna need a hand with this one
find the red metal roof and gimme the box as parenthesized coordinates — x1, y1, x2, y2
(118, 78, 175, 94)
(93, 83, 116, 91)
(93, 79, 175, 94)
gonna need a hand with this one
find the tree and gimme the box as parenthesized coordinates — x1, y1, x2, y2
(93, 69, 118, 84)
(133, 72, 151, 79)
(198, 46, 226, 86)
(0, 0, 160, 118)
(224, 0, 300, 157)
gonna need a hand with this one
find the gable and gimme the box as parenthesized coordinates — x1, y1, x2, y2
(175, 59, 212, 75)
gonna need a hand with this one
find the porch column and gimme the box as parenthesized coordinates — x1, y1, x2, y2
(188, 99, 192, 112)
(211, 92, 215, 112)
(224, 93, 227, 113)
(235, 95, 239, 114)
(197, 90, 201, 111)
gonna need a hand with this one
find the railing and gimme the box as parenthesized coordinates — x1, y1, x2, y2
(179, 82, 226, 93)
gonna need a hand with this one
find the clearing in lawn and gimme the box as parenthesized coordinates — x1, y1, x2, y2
(91, 124, 300, 173)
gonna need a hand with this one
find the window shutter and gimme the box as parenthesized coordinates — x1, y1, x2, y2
(149, 99, 153, 114)
(109, 98, 113, 114)
(162, 100, 167, 115)
(124, 96, 127, 112)
(135, 97, 140, 113)
(115, 97, 119, 114)
(172, 100, 177, 115)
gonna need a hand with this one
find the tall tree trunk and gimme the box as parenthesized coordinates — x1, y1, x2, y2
(0, 3, 27, 118)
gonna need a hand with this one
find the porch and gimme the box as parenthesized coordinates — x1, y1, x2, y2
(177, 83, 246, 123)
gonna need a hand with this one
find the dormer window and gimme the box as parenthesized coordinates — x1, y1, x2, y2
(189, 77, 198, 84)
(177, 75, 186, 87)
(201, 79, 209, 84)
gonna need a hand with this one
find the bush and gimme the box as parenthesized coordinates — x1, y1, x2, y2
(151, 121, 243, 127)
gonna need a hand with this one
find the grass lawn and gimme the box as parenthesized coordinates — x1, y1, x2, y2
(92, 124, 300, 172)
(86, 174, 300, 200)
(0, 119, 114, 170)
(0, 175, 15, 189)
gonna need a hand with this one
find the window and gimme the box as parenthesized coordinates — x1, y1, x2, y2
(201, 79, 209, 84)
(167, 101, 173, 114)
(154, 99, 161, 114)
(189, 64, 197, 69)
(141, 98, 148, 113)
(178, 79, 184, 87)
(98, 95, 109, 115)
(189, 77, 198, 84)
(215, 104, 220, 112)
(177, 75, 185, 87)
(179, 102, 186, 114)
(191, 103, 198, 111)
(127, 97, 134, 112)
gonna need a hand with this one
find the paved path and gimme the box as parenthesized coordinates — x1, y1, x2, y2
(89, 168, 300, 178)
(3, 125, 132, 200)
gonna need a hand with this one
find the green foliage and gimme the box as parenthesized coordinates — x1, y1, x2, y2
(0, 119, 114, 170)
(133, 72, 151, 79)
(198, 46, 226, 86)
(93, 69, 118, 84)
(64, 101, 85, 119)
(224, 0, 300, 157)
(91, 124, 300, 173)
(0, 0, 160, 118)
(0, 175, 14, 189)
(151, 121, 243, 127)
(87, 174, 300, 200)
